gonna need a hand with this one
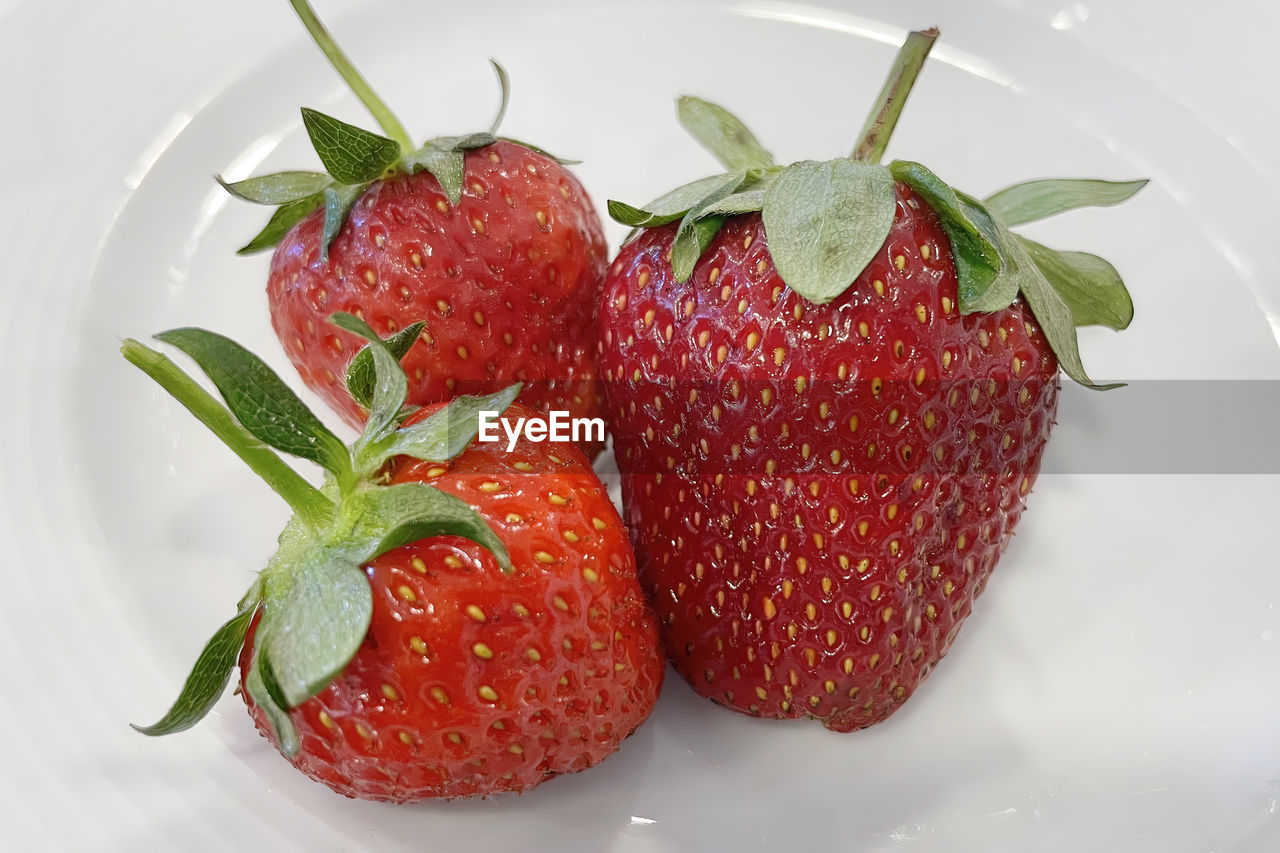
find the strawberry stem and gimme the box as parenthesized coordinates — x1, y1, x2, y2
(288, 0, 415, 154)
(851, 28, 938, 165)
(121, 339, 335, 530)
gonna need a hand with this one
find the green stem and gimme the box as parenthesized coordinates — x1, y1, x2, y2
(121, 339, 335, 530)
(288, 0, 415, 153)
(851, 28, 939, 164)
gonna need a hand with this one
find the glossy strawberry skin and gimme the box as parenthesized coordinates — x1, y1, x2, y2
(596, 185, 1058, 731)
(268, 141, 608, 456)
(238, 405, 663, 801)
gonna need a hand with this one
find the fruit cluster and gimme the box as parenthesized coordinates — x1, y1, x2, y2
(126, 4, 1143, 802)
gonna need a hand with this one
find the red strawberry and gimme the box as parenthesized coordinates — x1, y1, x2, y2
(221, 0, 607, 455)
(123, 316, 662, 801)
(597, 30, 1142, 730)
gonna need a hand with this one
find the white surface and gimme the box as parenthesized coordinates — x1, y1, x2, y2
(2, 0, 1277, 849)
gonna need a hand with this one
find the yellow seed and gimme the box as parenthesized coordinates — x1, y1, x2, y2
(409, 636, 428, 654)
(548, 493, 569, 506)
(552, 595, 569, 611)
(762, 597, 777, 619)
(431, 687, 449, 704)
(396, 585, 416, 602)
(472, 643, 494, 660)
(381, 684, 399, 701)
(478, 685, 499, 702)
(582, 567, 599, 583)
(318, 711, 334, 729)
(534, 551, 556, 564)
(410, 557, 427, 574)
(562, 529, 580, 543)
(746, 331, 760, 351)
(479, 481, 502, 492)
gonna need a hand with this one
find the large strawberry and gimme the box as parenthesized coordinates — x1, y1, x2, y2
(221, 0, 607, 454)
(596, 30, 1143, 731)
(123, 317, 662, 801)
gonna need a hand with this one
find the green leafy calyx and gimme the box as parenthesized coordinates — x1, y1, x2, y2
(122, 315, 518, 753)
(605, 28, 1145, 389)
(224, 0, 574, 258)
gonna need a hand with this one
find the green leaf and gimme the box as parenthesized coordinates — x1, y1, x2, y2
(379, 384, 522, 464)
(1002, 234, 1121, 390)
(404, 141, 465, 206)
(236, 193, 323, 255)
(217, 171, 332, 205)
(1018, 236, 1134, 330)
(245, 646, 299, 757)
(672, 215, 726, 282)
(761, 159, 896, 304)
(300, 108, 401, 184)
(131, 602, 256, 736)
(345, 321, 425, 410)
(488, 60, 510, 134)
(608, 172, 745, 228)
(329, 312, 408, 443)
(321, 183, 365, 260)
(347, 482, 512, 572)
(954, 191, 1020, 313)
(446, 132, 499, 150)
(890, 160, 1004, 310)
(255, 530, 373, 709)
(676, 96, 775, 172)
(984, 178, 1149, 227)
(154, 328, 350, 477)
(696, 184, 771, 218)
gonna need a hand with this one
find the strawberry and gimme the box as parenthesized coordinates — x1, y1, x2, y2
(221, 0, 607, 454)
(123, 316, 662, 801)
(596, 30, 1144, 731)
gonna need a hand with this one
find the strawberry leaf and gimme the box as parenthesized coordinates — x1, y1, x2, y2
(131, 601, 256, 736)
(321, 183, 365, 260)
(677, 96, 775, 172)
(404, 141, 465, 205)
(672, 215, 726, 282)
(487, 60, 510, 135)
(1001, 233, 1122, 390)
(245, 646, 299, 756)
(609, 172, 746, 228)
(345, 321, 426, 410)
(255, 527, 374, 710)
(696, 182, 772, 218)
(236, 193, 324, 255)
(954, 190, 1021, 313)
(121, 340, 335, 527)
(217, 171, 332, 205)
(378, 384, 521, 465)
(330, 313, 408, 443)
(347, 482, 512, 572)
(890, 161, 1002, 310)
(301, 108, 400, 184)
(1017, 236, 1133, 330)
(984, 177, 1148, 227)
(761, 159, 896, 304)
(153, 328, 351, 478)
(670, 174, 744, 281)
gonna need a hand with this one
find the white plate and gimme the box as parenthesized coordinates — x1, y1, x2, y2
(3, 0, 1279, 849)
